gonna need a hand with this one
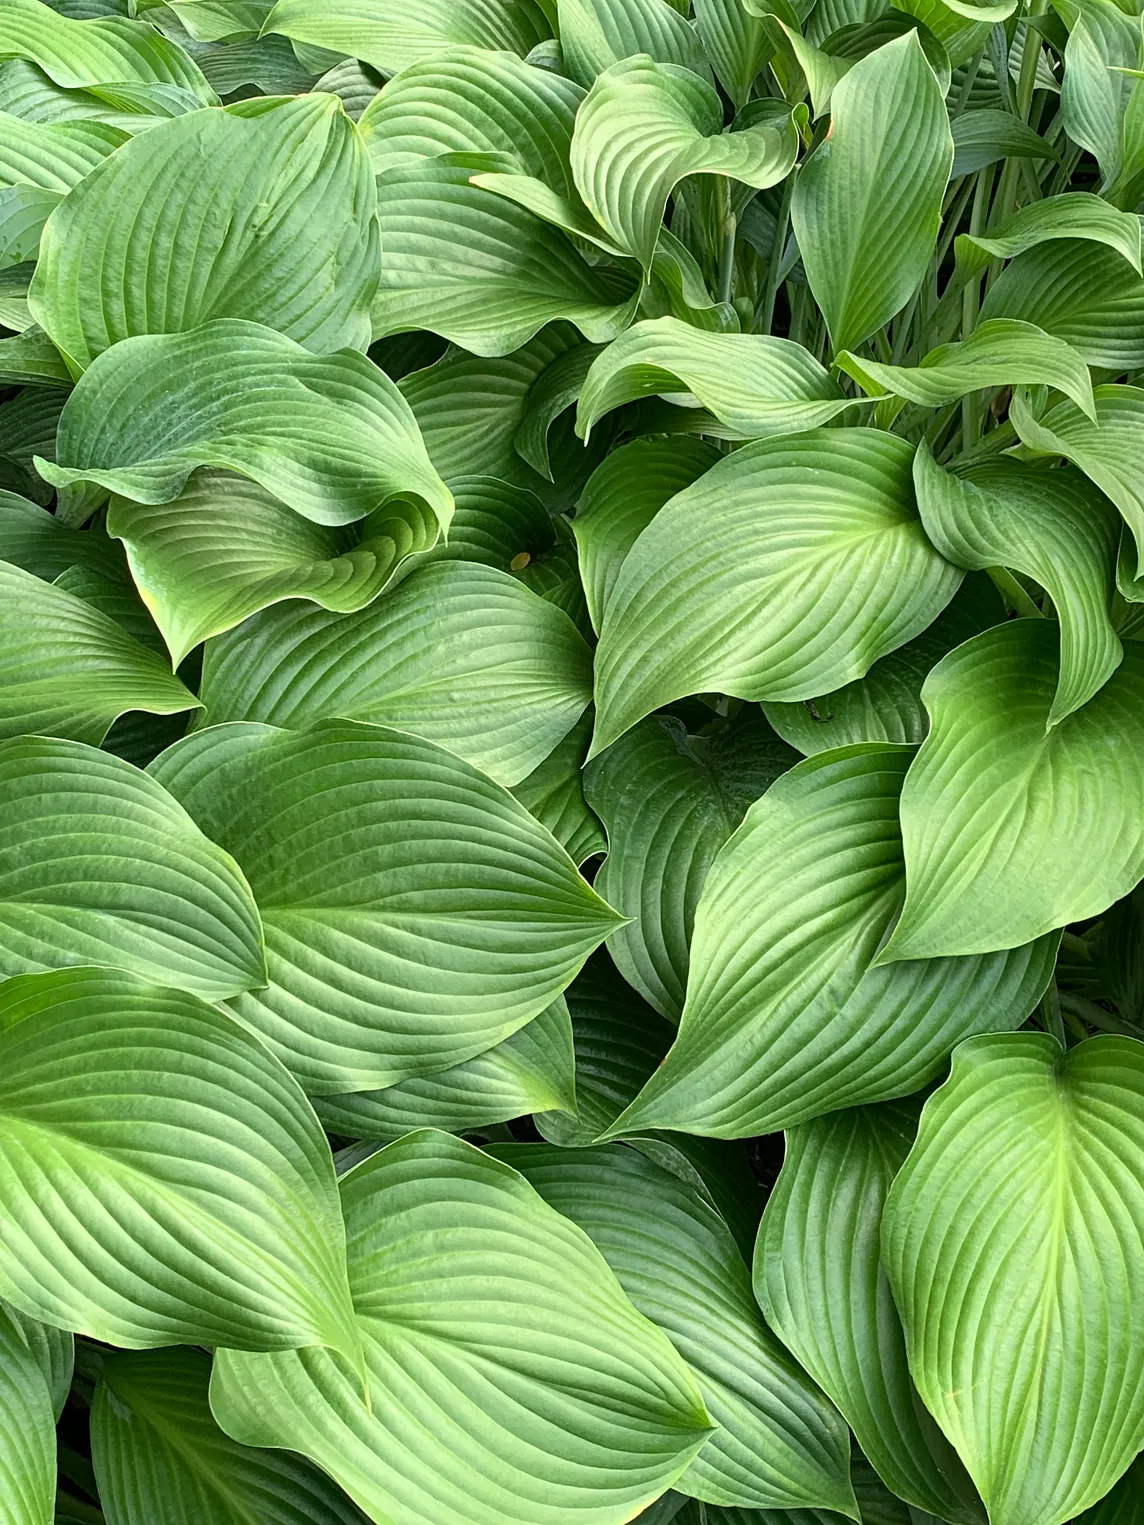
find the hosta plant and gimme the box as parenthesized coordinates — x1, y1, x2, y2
(1, 0, 1144, 1521)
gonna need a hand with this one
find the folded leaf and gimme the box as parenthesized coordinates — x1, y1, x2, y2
(0, 109, 124, 192)
(261, 0, 551, 74)
(1060, 0, 1142, 192)
(609, 745, 1055, 1137)
(571, 55, 800, 273)
(30, 94, 379, 372)
(197, 561, 593, 787)
(591, 429, 962, 755)
(497, 1143, 857, 1515)
(36, 319, 453, 530)
(211, 1130, 712, 1525)
(558, 0, 712, 88)
(0, 326, 70, 386)
(694, 0, 771, 107)
(882, 621, 1144, 960)
(0, 966, 361, 1363)
(980, 240, 1144, 369)
(950, 106, 1057, 174)
(792, 32, 953, 354)
(756, 1103, 985, 1524)
(883, 1032, 1144, 1525)
(954, 191, 1141, 280)
(150, 720, 623, 1093)
(0, 1301, 55, 1525)
(0, 734, 264, 999)
(577, 317, 852, 441)
(0, 559, 197, 744)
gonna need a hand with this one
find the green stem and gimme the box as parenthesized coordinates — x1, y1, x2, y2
(960, 166, 994, 447)
(1039, 981, 1068, 1049)
(717, 179, 736, 307)
(990, 0, 1050, 228)
(755, 170, 795, 335)
(987, 565, 1043, 618)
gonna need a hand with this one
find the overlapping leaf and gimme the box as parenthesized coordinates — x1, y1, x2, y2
(0, 1301, 55, 1525)
(558, 0, 712, 87)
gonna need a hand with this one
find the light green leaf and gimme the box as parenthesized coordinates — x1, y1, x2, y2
(791, 32, 953, 353)
(571, 55, 801, 273)
(574, 434, 720, 635)
(163, 0, 275, 42)
(0, 1301, 55, 1525)
(369, 159, 638, 356)
(694, 0, 771, 107)
(0, 734, 264, 999)
(0, 325, 69, 385)
(150, 721, 623, 1093)
(497, 1143, 856, 1516)
(1060, 0, 1142, 192)
(558, 0, 712, 88)
(91, 1346, 369, 1525)
(196, 561, 592, 787)
(577, 317, 853, 441)
(887, 0, 990, 67)
(586, 710, 799, 1020)
(881, 621, 1144, 961)
(883, 1032, 1144, 1525)
(950, 107, 1057, 174)
(836, 319, 1095, 419)
(36, 319, 453, 531)
(0, 560, 197, 744)
(609, 745, 1055, 1137)
(954, 191, 1142, 279)
(979, 241, 1144, 369)
(0, 0, 216, 101)
(763, 574, 1005, 755)
(30, 95, 379, 373)
(3, 1304, 71, 1422)
(313, 996, 577, 1140)
(0, 109, 124, 192)
(914, 448, 1121, 724)
(261, 0, 551, 74)
(0, 185, 60, 268)
(211, 1129, 712, 1525)
(0, 966, 361, 1364)
(756, 1103, 985, 1524)
(511, 710, 606, 865)
(591, 429, 962, 756)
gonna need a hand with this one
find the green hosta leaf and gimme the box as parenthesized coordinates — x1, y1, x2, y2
(496, 1144, 856, 1515)
(91, 1347, 368, 1525)
(4, 1305, 71, 1422)
(197, 561, 592, 787)
(763, 574, 1005, 755)
(573, 434, 720, 635)
(792, 32, 953, 354)
(0, 1301, 55, 1525)
(30, 95, 379, 372)
(0, 326, 70, 385)
(0, 966, 361, 1364)
(609, 746, 1055, 1138)
(586, 711, 799, 1020)
(0, 734, 264, 999)
(558, 0, 712, 88)
(0, 488, 120, 580)
(0, 185, 60, 269)
(954, 192, 1142, 279)
(694, 0, 771, 107)
(1060, 0, 1142, 192)
(514, 341, 607, 481)
(886, 0, 990, 67)
(314, 996, 577, 1140)
(261, 0, 551, 74)
(949, 107, 1057, 174)
(755, 1104, 985, 1524)
(36, 320, 453, 531)
(836, 319, 1094, 419)
(1073, 1456, 1144, 1525)
(369, 160, 638, 357)
(571, 55, 801, 273)
(881, 621, 1144, 961)
(150, 721, 623, 1093)
(883, 1032, 1144, 1525)
(512, 711, 605, 865)
(980, 241, 1144, 370)
(0, 560, 197, 743)
(914, 449, 1121, 724)
(591, 429, 962, 756)
(0, 0, 216, 101)
(0, 110, 124, 191)
(211, 1130, 712, 1525)
(577, 317, 852, 441)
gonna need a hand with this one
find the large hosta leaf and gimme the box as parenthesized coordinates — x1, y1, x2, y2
(0, 735, 264, 1000)
(197, 561, 592, 787)
(30, 94, 379, 372)
(91, 1348, 369, 1525)
(0, 966, 361, 1363)
(586, 711, 798, 1020)
(558, 0, 712, 88)
(498, 1143, 855, 1514)
(694, 0, 771, 107)
(882, 621, 1144, 961)
(1074, 1455, 1144, 1525)
(0, 1301, 55, 1525)
(0, 560, 197, 743)
(980, 241, 1144, 370)
(150, 721, 622, 1093)
(261, 0, 551, 74)
(0, 110, 124, 192)
(571, 56, 800, 272)
(211, 1130, 712, 1525)
(512, 711, 605, 866)
(914, 449, 1121, 724)
(792, 33, 953, 353)
(591, 429, 961, 755)
(36, 320, 453, 530)
(609, 746, 1055, 1138)
(576, 318, 851, 441)
(953, 192, 1142, 281)
(755, 1104, 985, 1523)
(883, 1032, 1144, 1525)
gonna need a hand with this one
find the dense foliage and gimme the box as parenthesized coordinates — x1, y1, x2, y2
(0, 0, 1143, 1520)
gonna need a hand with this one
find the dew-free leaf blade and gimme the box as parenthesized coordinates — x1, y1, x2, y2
(558, 0, 712, 88)
(980, 241, 1144, 370)
(0, 1301, 56, 1525)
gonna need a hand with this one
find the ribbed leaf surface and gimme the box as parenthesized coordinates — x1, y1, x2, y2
(0, 110, 124, 191)
(980, 241, 1144, 369)
(558, 0, 712, 87)
(0, 1302, 55, 1525)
